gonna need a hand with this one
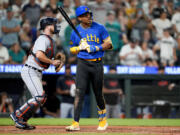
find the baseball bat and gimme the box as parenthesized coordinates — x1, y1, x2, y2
(57, 6, 82, 39)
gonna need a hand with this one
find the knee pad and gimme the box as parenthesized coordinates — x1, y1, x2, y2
(35, 94, 47, 106)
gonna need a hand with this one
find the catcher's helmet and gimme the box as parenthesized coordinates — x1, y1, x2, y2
(75, 5, 92, 17)
(39, 17, 61, 34)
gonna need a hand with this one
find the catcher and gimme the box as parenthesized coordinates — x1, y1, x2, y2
(10, 17, 65, 130)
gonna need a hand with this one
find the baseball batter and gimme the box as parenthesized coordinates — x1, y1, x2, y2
(10, 17, 62, 130)
(66, 5, 113, 131)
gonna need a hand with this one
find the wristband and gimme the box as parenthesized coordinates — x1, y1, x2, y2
(99, 45, 103, 51)
(70, 46, 80, 54)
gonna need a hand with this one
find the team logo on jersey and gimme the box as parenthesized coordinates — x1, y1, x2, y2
(85, 8, 87, 11)
(84, 34, 100, 43)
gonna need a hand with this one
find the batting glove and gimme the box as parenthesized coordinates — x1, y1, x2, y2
(79, 39, 89, 50)
(87, 45, 103, 53)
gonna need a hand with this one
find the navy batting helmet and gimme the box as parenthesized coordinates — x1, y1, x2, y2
(39, 17, 61, 34)
(75, 5, 92, 17)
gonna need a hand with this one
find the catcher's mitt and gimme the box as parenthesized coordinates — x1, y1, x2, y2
(54, 52, 66, 72)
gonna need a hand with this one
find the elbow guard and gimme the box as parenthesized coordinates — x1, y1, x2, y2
(70, 47, 80, 54)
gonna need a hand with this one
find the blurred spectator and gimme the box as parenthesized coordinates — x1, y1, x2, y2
(45, 0, 58, 15)
(131, 8, 149, 41)
(12, 0, 23, 21)
(112, 0, 125, 13)
(142, 0, 152, 18)
(36, 0, 48, 9)
(63, 15, 77, 53)
(164, 0, 174, 19)
(151, 0, 165, 19)
(0, 39, 9, 64)
(119, 38, 143, 66)
(117, 8, 128, 32)
(36, 6, 55, 36)
(43, 6, 55, 18)
(19, 20, 33, 53)
(142, 29, 156, 49)
(103, 66, 123, 118)
(141, 41, 158, 67)
(175, 35, 180, 66)
(8, 42, 27, 64)
(105, 10, 123, 51)
(2, 0, 9, 10)
(0, 1, 6, 19)
(42, 93, 60, 118)
(0, 92, 14, 113)
(153, 28, 177, 66)
(171, 5, 180, 37)
(56, 64, 75, 118)
(22, 0, 41, 28)
(103, 10, 123, 65)
(57, 0, 75, 38)
(63, 15, 78, 64)
(125, 0, 137, 37)
(86, 0, 113, 25)
(1, 6, 20, 48)
(150, 10, 172, 39)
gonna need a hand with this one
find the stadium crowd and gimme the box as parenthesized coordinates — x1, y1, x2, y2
(1, 0, 180, 118)
(0, 0, 180, 67)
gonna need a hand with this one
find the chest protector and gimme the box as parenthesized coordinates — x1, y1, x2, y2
(31, 34, 54, 69)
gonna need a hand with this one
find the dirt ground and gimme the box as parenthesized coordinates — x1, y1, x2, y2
(0, 126, 180, 135)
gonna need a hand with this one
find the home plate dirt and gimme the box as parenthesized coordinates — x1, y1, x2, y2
(0, 126, 180, 134)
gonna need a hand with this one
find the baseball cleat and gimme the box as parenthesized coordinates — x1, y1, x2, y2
(10, 112, 36, 130)
(97, 120, 108, 131)
(66, 121, 80, 131)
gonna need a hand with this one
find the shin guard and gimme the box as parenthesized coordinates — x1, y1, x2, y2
(15, 94, 47, 121)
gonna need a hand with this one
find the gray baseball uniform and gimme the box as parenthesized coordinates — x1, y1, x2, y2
(15, 34, 55, 121)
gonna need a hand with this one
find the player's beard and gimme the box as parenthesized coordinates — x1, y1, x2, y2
(50, 27, 54, 34)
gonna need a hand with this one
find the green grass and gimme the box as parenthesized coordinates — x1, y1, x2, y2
(1, 118, 180, 126)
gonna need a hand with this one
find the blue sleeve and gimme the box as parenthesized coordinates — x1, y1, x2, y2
(100, 25, 110, 40)
(69, 31, 79, 47)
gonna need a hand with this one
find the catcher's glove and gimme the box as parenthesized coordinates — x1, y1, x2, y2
(54, 52, 66, 72)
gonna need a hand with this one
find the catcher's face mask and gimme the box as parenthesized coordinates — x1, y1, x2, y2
(53, 22, 61, 34)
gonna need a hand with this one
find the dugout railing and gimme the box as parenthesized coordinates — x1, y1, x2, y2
(1, 73, 180, 118)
